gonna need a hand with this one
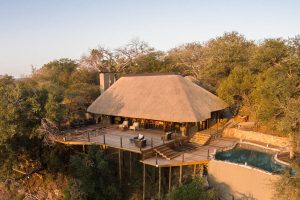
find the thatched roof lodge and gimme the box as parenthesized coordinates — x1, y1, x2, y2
(87, 73, 228, 136)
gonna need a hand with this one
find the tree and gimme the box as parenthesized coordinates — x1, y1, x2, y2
(275, 151, 300, 200)
(252, 59, 300, 133)
(32, 58, 77, 89)
(115, 38, 155, 73)
(251, 38, 288, 72)
(0, 76, 46, 143)
(203, 32, 254, 89)
(168, 178, 218, 200)
(68, 146, 120, 200)
(80, 47, 115, 72)
(30, 59, 100, 126)
(217, 67, 255, 113)
(167, 43, 205, 78)
(44, 84, 66, 125)
(0, 76, 47, 180)
(129, 51, 167, 73)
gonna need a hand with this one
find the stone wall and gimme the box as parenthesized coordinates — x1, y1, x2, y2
(223, 128, 290, 147)
(208, 160, 280, 200)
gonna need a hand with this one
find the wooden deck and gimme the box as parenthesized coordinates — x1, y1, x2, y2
(141, 138, 238, 167)
(56, 124, 184, 153)
(53, 124, 239, 168)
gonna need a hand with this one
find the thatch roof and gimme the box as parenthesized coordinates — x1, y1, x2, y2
(87, 74, 228, 122)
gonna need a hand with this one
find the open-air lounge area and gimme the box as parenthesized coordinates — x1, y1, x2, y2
(61, 121, 185, 153)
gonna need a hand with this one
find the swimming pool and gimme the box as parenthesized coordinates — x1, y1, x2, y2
(215, 147, 286, 173)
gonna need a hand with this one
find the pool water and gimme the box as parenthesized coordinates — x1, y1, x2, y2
(215, 148, 286, 173)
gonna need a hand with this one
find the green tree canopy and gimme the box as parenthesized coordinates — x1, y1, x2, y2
(252, 60, 300, 133)
(251, 38, 288, 72)
(217, 67, 255, 113)
(68, 146, 120, 200)
(203, 32, 254, 88)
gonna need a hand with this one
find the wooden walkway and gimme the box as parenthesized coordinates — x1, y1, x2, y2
(141, 137, 238, 167)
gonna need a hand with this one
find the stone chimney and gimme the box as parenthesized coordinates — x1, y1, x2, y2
(99, 71, 116, 94)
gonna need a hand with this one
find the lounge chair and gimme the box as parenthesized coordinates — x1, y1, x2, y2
(161, 132, 172, 141)
(129, 122, 139, 131)
(165, 132, 172, 140)
(119, 121, 129, 130)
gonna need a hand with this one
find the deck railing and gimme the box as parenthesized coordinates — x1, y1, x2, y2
(63, 129, 184, 152)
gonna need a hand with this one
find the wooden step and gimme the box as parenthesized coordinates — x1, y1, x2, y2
(154, 146, 181, 160)
(190, 132, 212, 146)
(155, 145, 170, 151)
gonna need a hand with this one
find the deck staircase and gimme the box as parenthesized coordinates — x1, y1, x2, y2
(154, 145, 181, 160)
(189, 132, 212, 146)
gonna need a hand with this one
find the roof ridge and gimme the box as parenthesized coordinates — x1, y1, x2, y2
(122, 72, 178, 77)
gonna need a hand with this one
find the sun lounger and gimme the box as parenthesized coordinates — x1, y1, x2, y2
(161, 132, 172, 140)
(119, 121, 129, 129)
(129, 122, 139, 131)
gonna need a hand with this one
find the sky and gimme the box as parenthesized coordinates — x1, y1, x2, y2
(0, 0, 300, 77)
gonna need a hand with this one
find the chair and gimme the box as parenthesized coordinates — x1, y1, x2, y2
(161, 132, 172, 141)
(129, 122, 139, 131)
(129, 133, 144, 143)
(135, 138, 147, 148)
(119, 121, 129, 129)
(165, 132, 172, 140)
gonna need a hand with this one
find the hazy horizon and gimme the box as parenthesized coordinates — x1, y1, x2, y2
(1, 0, 300, 77)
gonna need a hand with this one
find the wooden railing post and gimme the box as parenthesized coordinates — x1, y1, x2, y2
(87, 132, 90, 142)
(182, 152, 185, 162)
(103, 134, 106, 145)
(207, 149, 210, 159)
(155, 152, 158, 166)
(120, 136, 123, 148)
(151, 137, 153, 147)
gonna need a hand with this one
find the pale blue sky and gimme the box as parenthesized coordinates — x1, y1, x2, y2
(1, 0, 300, 77)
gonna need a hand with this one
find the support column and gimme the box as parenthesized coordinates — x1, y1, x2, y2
(199, 164, 203, 177)
(119, 149, 122, 185)
(169, 166, 172, 193)
(129, 152, 132, 179)
(179, 165, 182, 185)
(193, 164, 196, 178)
(143, 164, 146, 200)
(206, 119, 209, 129)
(153, 166, 156, 184)
(217, 112, 219, 131)
(158, 167, 161, 199)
